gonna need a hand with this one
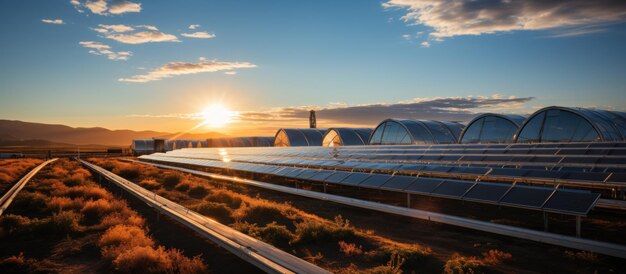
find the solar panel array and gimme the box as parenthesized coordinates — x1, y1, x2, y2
(139, 142, 617, 216)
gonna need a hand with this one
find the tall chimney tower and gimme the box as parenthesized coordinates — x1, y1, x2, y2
(309, 110, 317, 128)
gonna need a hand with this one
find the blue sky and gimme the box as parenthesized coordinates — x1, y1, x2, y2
(1, 0, 625, 135)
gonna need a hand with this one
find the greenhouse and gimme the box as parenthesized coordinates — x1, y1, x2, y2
(459, 114, 527, 144)
(368, 119, 464, 145)
(322, 128, 373, 147)
(515, 106, 626, 143)
(273, 128, 327, 146)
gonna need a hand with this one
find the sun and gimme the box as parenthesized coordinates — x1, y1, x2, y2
(201, 104, 236, 128)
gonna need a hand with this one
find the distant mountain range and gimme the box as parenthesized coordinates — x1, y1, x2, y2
(0, 120, 227, 147)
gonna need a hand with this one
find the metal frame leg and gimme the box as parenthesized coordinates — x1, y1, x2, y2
(576, 216, 582, 237)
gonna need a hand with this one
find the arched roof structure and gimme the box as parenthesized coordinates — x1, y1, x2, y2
(368, 119, 464, 145)
(322, 128, 373, 147)
(459, 113, 527, 144)
(273, 128, 327, 146)
(515, 106, 626, 143)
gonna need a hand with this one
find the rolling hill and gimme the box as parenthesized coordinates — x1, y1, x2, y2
(0, 120, 227, 146)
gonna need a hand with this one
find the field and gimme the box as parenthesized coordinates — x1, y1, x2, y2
(89, 158, 626, 273)
(0, 158, 43, 195)
(0, 159, 209, 273)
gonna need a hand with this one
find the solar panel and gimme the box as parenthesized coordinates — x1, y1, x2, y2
(404, 178, 444, 194)
(323, 171, 352, 184)
(380, 176, 417, 191)
(430, 180, 475, 198)
(307, 170, 335, 182)
(542, 189, 600, 216)
(524, 170, 563, 180)
(560, 172, 608, 182)
(358, 174, 392, 189)
(295, 169, 321, 180)
(449, 167, 490, 176)
(489, 168, 529, 177)
(340, 173, 371, 186)
(463, 182, 512, 203)
(273, 167, 296, 176)
(500, 185, 555, 209)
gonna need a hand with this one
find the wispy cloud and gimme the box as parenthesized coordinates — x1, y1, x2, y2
(119, 58, 256, 83)
(42, 19, 65, 24)
(93, 24, 179, 44)
(80, 41, 132, 61)
(92, 24, 135, 33)
(127, 95, 534, 129)
(181, 32, 216, 39)
(109, 1, 141, 14)
(224, 71, 237, 75)
(189, 24, 200, 30)
(420, 41, 430, 48)
(384, 0, 626, 41)
(73, 0, 141, 15)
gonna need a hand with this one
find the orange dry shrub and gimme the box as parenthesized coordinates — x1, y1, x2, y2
(0, 159, 43, 184)
(339, 241, 364, 256)
(482, 249, 512, 265)
(99, 224, 207, 273)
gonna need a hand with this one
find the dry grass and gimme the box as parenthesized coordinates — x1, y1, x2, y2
(0, 158, 43, 186)
(91, 158, 444, 273)
(0, 159, 208, 273)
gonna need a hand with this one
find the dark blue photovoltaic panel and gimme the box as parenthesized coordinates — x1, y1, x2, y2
(295, 169, 321, 180)
(274, 167, 297, 176)
(308, 170, 336, 182)
(284, 168, 305, 178)
(380, 176, 418, 191)
(359, 174, 392, 189)
(500, 185, 555, 208)
(404, 178, 444, 194)
(323, 171, 352, 184)
(341, 173, 371, 186)
(542, 189, 600, 216)
(463, 182, 512, 203)
(560, 172, 608, 182)
(489, 168, 529, 177)
(449, 167, 490, 175)
(524, 170, 563, 179)
(430, 180, 475, 198)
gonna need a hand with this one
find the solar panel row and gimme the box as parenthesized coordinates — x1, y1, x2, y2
(139, 154, 600, 216)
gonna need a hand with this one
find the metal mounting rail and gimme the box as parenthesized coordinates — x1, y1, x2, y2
(78, 159, 329, 274)
(0, 158, 57, 217)
(136, 159, 626, 259)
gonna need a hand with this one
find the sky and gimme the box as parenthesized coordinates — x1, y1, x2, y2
(1, 0, 626, 136)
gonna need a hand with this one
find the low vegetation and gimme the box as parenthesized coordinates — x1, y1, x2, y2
(0, 159, 208, 273)
(89, 158, 438, 273)
(0, 158, 43, 193)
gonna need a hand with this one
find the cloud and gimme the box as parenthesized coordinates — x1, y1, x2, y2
(109, 1, 141, 14)
(189, 24, 200, 30)
(420, 41, 430, 48)
(119, 58, 256, 82)
(384, 0, 626, 40)
(73, 0, 141, 15)
(181, 32, 216, 39)
(84, 0, 108, 15)
(42, 19, 65, 24)
(224, 71, 237, 75)
(92, 24, 135, 33)
(94, 25, 179, 44)
(80, 41, 132, 61)
(128, 95, 534, 131)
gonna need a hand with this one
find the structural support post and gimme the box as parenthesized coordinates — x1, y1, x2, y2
(323, 183, 327, 193)
(407, 193, 411, 208)
(576, 216, 582, 238)
(543, 212, 549, 232)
